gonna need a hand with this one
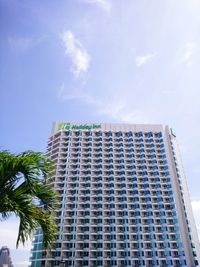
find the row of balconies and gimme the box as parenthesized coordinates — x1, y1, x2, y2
(66, 146, 165, 153)
(47, 138, 164, 148)
(47, 250, 181, 258)
(49, 133, 162, 139)
(55, 181, 171, 188)
(48, 131, 162, 139)
(63, 210, 175, 218)
(61, 214, 177, 222)
(65, 148, 166, 154)
(49, 142, 167, 150)
(58, 250, 183, 259)
(47, 143, 165, 155)
(61, 237, 177, 246)
(62, 177, 170, 183)
(48, 132, 163, 142)
(50, 130, 162, 137)
(61, 217, 175, 224)
(63, 211, 175, 218)
(66, 170, 169, 175)
(65, 170, 168, 176)
(64, 176, 169, 184)
(63, 169, 168, 175)
(64, 195, 173, 202)
(65, 194, 173, 200)
(62, 202, 173, 209)
(65, 141, 164, 146)
(48, 146, 166, 154)
(61, 189, 172, 195)
(64, 187, 172, 193)
(65, 199, 174, 205)
(62, 186, 171, 193)
(63, 208, 175, 216)
(69, 159, 167, 165)
(66, 165, 168, 171)
(61, 135, 163, 141)
(59, 250, 182, 259)
(53, 240, 179, 250)
(62, 213, 175, 220)
(58, 175, 170, 182)
(60, 220, 178, 232)
(63, 196, 172, 203)
(56, 153, 160, 160)
(44, 240, 177, 250)
(52, 187, 173, 195)
(68, 159, 167, 165)
(67, 161, 168, 168)
(64, 210, 175, 216)
(62, 234, 180, 245)
(62, 192, 173, 200)
(63, 225, 178, 235)
(48, 260, 184, 267)
(62, 139, 163, 144)
(55, 180, 171, 187)
(52, 174, 170, 180)
(51, 152, 167, 160)
(60, 195, 172, 203)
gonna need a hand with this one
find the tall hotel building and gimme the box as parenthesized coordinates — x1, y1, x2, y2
(30, 123, 200, 267)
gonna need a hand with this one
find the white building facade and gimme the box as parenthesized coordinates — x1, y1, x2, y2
(30, 123, 200, 267)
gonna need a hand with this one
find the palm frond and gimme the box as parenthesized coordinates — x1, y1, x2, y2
(0, 150, 58, 248)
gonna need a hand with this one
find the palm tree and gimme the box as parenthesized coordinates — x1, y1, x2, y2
(0, 150, 58, 248)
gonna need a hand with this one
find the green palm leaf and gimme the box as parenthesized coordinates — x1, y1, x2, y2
(0, 150, 58, 248)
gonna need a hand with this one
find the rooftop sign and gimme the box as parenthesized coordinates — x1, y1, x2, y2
(59, 123, 101, 131)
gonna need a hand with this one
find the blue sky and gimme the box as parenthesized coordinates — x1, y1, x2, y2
(1, 0, 200, 266)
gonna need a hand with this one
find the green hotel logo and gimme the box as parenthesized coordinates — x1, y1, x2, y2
(170, 128, 176, 137)
(59, 123, 101, 131)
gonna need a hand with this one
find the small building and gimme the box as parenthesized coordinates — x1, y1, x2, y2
(0, 246, 14, 267)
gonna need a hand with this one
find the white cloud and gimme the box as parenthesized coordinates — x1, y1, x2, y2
(57, 84, 150, 123)
(97, 101, 151, 123)
(57, 83, 99, 105)
(0, 218, 32, 250)
(191, 200, 200, 239)
(182, 41, 196, 66)
(135, 52, 157, 67)
(0, 219, 22, 249)
(192, 200, 200, 211)
(82, 0, 111, 13)
(15, 260, 30, 267)
(61, 30, 91, 78)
